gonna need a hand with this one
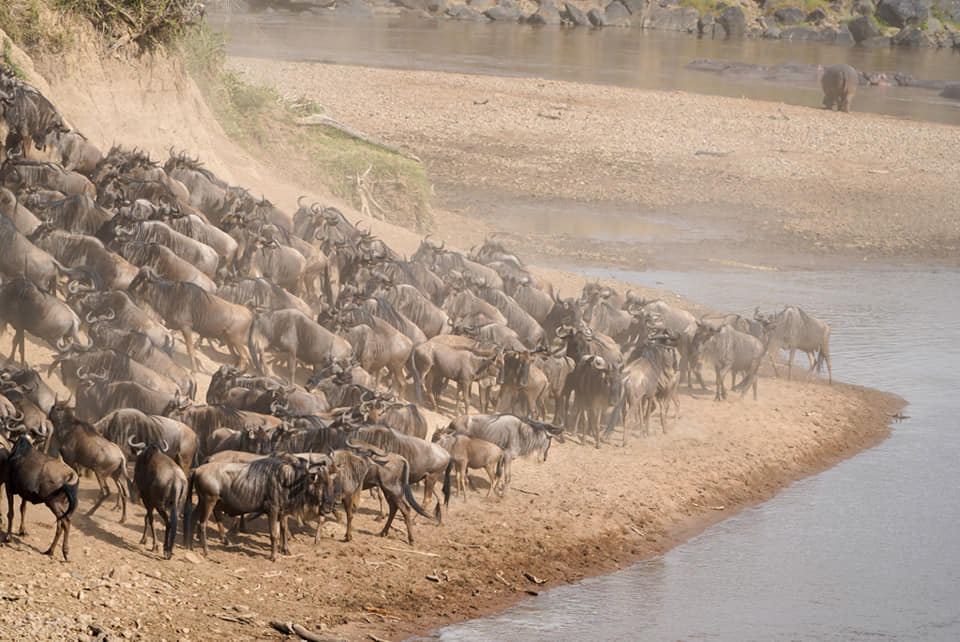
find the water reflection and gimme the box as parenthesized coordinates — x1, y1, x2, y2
(211, 12, 960, 125)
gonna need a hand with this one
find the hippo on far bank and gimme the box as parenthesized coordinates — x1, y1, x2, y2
(821, 64, 859, 112)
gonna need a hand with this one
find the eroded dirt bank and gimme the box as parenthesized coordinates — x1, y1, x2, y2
(0, 38, 909, 641)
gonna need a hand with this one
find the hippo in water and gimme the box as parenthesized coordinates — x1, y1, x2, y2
(821, 64, 859, 112)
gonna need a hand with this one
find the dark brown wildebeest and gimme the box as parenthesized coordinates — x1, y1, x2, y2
(128, 267, 254, 372)
(48, 402, 131, 523)
(561, 354, 618, 448)
(432, 432, 505, 499)
(498, 350, 548, 419)
(184, 456, 338, 560)
(131, 442, 188, 559)
(1, 433, 79, 560)
(0, 277, 88, 365)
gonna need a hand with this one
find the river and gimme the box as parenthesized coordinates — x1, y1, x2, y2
(209, 11, 960, 125)
(209, 12, 960, 639)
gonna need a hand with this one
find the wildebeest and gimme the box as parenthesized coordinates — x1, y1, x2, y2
(694, 323, 765, 401)
(217, 276, 313, 318)
(95, 406, 198, 469)
(605, 339, 680, 444)
(248, 308, 352, 384)
(414, 335, 501, 416)
(29, 225, 138, 290)
(48, 402, 130, 522)
(374, 281, 451, 338)
(131, 442, 188, 559)
(498, 350, 548, 419)
(0, 158, 94, 198)
(755, 306, 832, 384)
(73, 289, 175, 355)
(51, 346, 183, 398)
(77, 373, 180, 424)
(113, 220, 219, 278)
(350, 424, 452, 517)
(433, 432, 505, 499)
(27, 193, 112, 236)
(0, 277, 87, 364)
(821, 63, 859, 112)
(0, 215, 99, 294)
(184, 456, 337, 560)
(111, 238, 217, 292)
(128, 267, 254, 372)
(443, 413, 561, 493)
(340, 309, 418, 399)
(561, 354, 618, 448)
(0, 186, 42, 234)
(1, 433, 79, 560)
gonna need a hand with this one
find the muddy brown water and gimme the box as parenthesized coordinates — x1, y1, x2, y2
(210, 11, 960, 125)
(210, 12, 960, 638)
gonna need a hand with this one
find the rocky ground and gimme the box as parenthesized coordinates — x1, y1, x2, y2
(214, 0, 960, 50)
(0, 29, 923, 642)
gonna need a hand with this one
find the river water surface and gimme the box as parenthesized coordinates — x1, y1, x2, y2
(212, 13, 960, 639)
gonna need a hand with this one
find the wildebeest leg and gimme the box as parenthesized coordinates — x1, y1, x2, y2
(60, 514, 72, 561)
(9, 328, 22, 364)
(483, 462, 498, 498)
(141, 506, 154, 548)
(289, 350, 298, 386)
(379, 499, 399, 538)
(86, 473, 111, 517)
(268, 509, 281, 561)
(713, 365, 723, 401)
(182, 327, 199, 373)
(18, 497, 28, 536)
(115, 473, 128, 523)
(4, 488, 14, 541)
(787, 348, 796, 380)
(280, 514, 291, 555)
(196, 498, 215, 555)
(502, 457, 513, 495)
(341, 492, 360, 542)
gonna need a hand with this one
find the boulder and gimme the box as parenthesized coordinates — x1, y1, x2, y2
(604, 0, 633, 25)
(834, 25, 856, 44)
(563, 2, 592, 25)
(774, 6, 806, 25)
(698, 11, 714, 33)
(847, 15, 881, 41)
(806, 7, 827, 23)
(332, 0, 374, 16)
(392, 0, 428, 9)
(716, 5, 747, 36)
(853, 0, 876, 15)
(446, 3, 489, 19)
(780, 25, 822, 39)
(875, 0, 929, 27)
(763, 25, 783, 37)
(620, 0, 649, 12)
(643, 5, 700, 31)
(891, 25, 933, 45)
(940, 82, 960, 99)
(527, 2, 563, 23)
(925, 17, 943, 32)
(588, 7, 607, 25)
(484, 1, 522, 20)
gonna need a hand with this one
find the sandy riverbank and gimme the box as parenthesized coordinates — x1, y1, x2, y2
(0, 37, 911, 641)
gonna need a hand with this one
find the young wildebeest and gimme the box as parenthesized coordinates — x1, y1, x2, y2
(48, 402, 130, 523)
(444, 413, 562, 494)
(432, 432, 505, 499)
(132, 442, 188, 559)
(1, 433, 80, 560)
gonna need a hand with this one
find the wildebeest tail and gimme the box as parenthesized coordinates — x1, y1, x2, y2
(321, 264, 333, 308)
(166, 480, 184, 558)
(62, 476, 80, 520)
(247, 317, 263, 375)
(400, 459, 431, 520)
(407, 350, 422, 404)
(442, 459, 453, 509)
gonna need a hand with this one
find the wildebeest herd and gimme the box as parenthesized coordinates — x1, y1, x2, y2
(0, 66, 832, 562)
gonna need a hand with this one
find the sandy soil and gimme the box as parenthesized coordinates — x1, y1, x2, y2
(0, 34, 911, 641)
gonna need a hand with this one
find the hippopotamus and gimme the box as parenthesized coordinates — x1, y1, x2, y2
(821, 64, 860, 112)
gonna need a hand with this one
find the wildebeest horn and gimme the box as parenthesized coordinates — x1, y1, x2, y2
(128, 435, 146, 450)
(160, 439, 169, 452)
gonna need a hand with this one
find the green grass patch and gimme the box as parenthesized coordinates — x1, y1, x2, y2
(184, 25, 433, 232)
(54, 0, 201, 47)
(678, 0, 720, 15)
(763, 0, 831, 16)
(0, 0, 71, 51)
(1, 37, 28, 79)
